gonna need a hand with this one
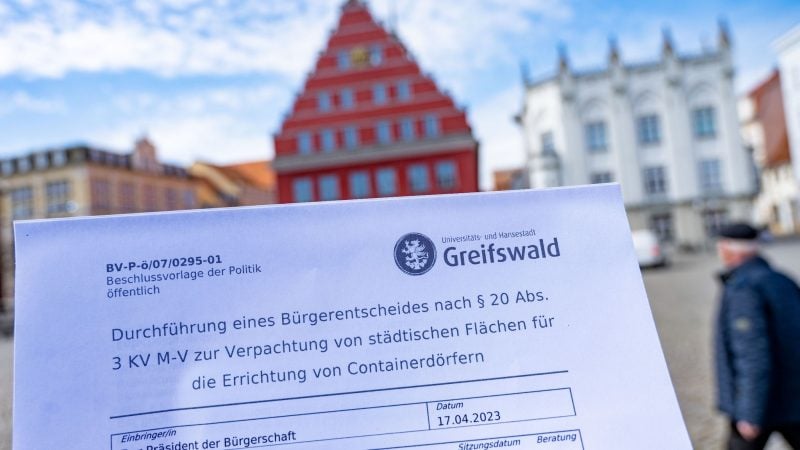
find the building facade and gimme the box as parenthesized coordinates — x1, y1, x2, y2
(740, 70, 798, 235)
(518, 26, 756, 248)
(190, 161, 276, 208)
(273, 0, 478, 203)
(774, 25, 800, 186)
(0, 138, 196, 311)
(775, 25, 800, 197)
(493, 168, 529, 191)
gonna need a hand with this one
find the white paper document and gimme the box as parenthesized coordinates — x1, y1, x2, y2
(13, 185, 690, 449)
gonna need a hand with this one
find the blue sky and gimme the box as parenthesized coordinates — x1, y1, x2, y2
(0, 0, 798, 189)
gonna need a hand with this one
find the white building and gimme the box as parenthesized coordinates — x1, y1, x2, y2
(775, 24, 800, 193)
(518, 26, 756, 248)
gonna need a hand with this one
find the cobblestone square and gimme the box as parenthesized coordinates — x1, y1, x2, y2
(643, 239, 800, 449)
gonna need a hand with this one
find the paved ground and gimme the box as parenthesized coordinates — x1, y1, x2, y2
(0, 239, 798, 449)
(643, 239, 800, 450)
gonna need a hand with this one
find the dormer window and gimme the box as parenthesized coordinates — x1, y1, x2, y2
(34, 153, 49, 170)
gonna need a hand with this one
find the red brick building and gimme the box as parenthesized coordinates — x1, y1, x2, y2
(273, 0, 479, 203)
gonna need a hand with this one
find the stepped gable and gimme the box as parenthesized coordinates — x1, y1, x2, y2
(273, 0, 478, 203)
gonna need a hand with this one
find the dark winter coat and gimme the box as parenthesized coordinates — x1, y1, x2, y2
(715, 256, 800, 426)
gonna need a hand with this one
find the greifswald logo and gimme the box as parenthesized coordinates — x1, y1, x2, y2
(394, 232, 437, 275)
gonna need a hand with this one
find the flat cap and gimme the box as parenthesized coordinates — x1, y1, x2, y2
(717, 222, 759, 240)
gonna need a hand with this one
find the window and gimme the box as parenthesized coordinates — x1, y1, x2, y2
(317, 91, 331, 112)
(349, 171, 371, 199)
(650, 213, 673, 242)
(337, 50, 350, 70)
(643, 166, 668, 196)
(17, 157, 30, 173)
(183, 189, 195, 209)
(541, 131, 555, 155)
(142, 185, 158, 211)
(703, 209, 728, 237)
(509, 171, 528, 190)
(424, 115, 439, 138)
(46, 180, 71, 215)
(693, 107, 716, 138)
(397, 80, 411, 101)
(377, 121, 392, 145)
(408, 164, 430, 193)
(370, 45, 382, 66)
(699, 159, 722, 193)
(297, 132, 313, 155)
(165, 188, 178, 209)
(637, 114, 661, 145)
(321, 129, 336, 152)
(52, 151, 67, 166)
(585, 121, 607, 152)
(340, 88, 354, 109)
(91, 179, 111, 211)
(376, 168, 397, 196)
(1, 160, 14, 176)
(319, 175, 340, 201)
(373, 83, 387, 105)
(35, 153, 49, 170)
(590, 172, 613, 184)
(435, 161, 458, 190)
(400, 118, 415, 141)
(344, 126, 359, 149)
(118, 182, 136, 212)
(293, 178, 313, 203)
(11, 186, 34, 220)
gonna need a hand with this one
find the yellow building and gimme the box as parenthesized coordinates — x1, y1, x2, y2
(0, 138, 197, 311)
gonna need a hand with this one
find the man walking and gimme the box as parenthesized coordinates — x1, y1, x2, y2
(715, 223, 800, 449)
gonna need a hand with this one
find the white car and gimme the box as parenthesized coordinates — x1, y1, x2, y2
(631, 229, 668, 268)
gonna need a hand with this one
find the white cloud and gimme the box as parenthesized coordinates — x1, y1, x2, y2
(0, 19, 182, 77)
(14, 0, 38, 8)
(0, 0, 570, 84)
(0, 90, 65, 115)
(0, 0, 339, 79)
(90, 84, 287, 164)
(91, 114, 271, 166)
(371, 0, 571, 97)
(113, 84, 285, 116)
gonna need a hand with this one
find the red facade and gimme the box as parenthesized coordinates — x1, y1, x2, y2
(273, 0, 479, 203)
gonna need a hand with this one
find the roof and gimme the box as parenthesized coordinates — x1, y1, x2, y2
(773, 24, 800, 53)
(0, 144, 189, 178)
(525, 52, 723, 90)
(751, 70, 790, 168)
(493, 167, 528, 191)
(746, 69, 790, 168)
(217, 161, 276, 191)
